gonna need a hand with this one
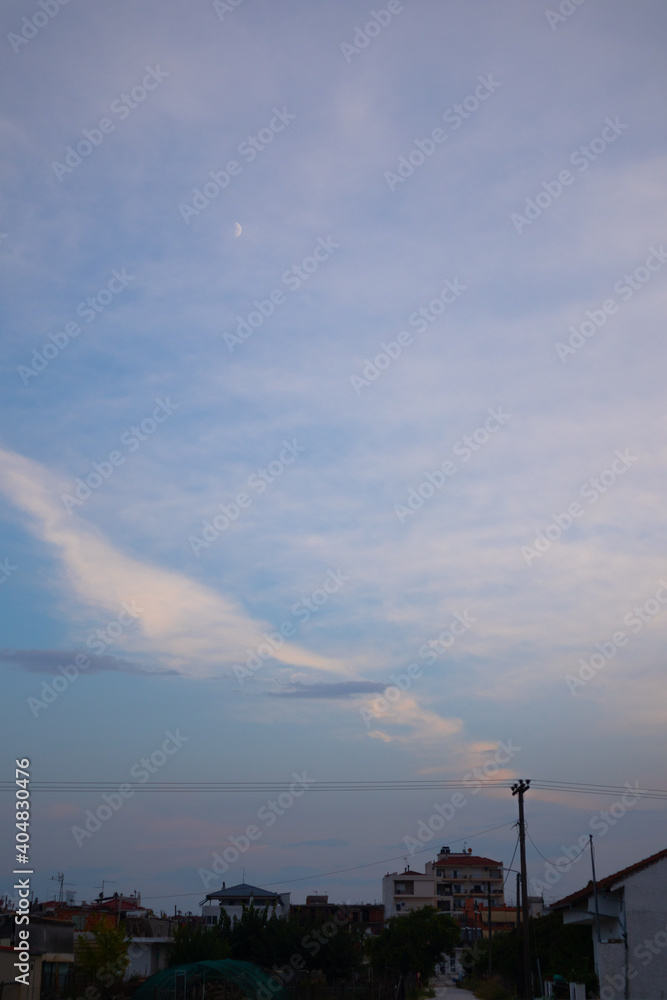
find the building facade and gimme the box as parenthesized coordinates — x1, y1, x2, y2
(202, 882, 290, 923)
(382, 846, 507, 939)
(552, 848, 667, 1000)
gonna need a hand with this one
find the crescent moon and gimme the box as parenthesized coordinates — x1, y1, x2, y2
(234, 222, 242, 237)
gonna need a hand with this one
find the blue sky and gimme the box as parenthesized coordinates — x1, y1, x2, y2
(1, 0, 666, 913)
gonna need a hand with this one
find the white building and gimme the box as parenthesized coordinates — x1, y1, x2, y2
(202, 882, 290, 923)
(382, 869, 436, 918)
(551, 847, 667, 999)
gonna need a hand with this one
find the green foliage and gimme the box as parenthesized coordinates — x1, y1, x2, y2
(169, 906, 362, 982)
(75, 921, 130, 995)
(169, 920, 231, 964)
(465, 975, 512, 1000)
(461, 912, 597, 994)
(367, 906, 460, 978)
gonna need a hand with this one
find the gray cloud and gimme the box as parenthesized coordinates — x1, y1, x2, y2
(0, 649, 178, 676)
(284, 839, 351, 848)
(270, 680, 387, 699)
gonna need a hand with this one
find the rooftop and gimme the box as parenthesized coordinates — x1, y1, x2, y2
(551, 847, 667, 909)
(205, 882, 284, 901)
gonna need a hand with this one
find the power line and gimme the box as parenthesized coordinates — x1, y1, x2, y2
(503, 833, 520, 887)
(526, 829, 589, 867)
(136, 820, 518, 901)
(2, 778, 665, 798)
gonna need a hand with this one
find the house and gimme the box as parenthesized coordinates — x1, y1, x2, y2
(0, 915, 75, 1000)
(382, 869, 436, 918)
(124, 916, 176, 977)
(425, 845, 505, 919)
(202, 882, 290, 923)
(31, 895, 175, 981)
(383, 845, 507, 938)
(290, 896, 384, 935)
(551, 847, 667, 999)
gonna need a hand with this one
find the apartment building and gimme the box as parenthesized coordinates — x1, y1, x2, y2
(383, 845, 506, 933)
(425, 846, 505, 916)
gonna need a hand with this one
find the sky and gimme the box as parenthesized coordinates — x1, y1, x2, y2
(1, 0, 667, 916)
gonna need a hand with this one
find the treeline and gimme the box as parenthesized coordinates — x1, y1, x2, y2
(169, 905, 460, 984)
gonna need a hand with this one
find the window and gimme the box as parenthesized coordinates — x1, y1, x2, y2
(436, 885, 447, 896)
(453, 885, 461, 893)
(42, 962, 72, 995)
(436, 869, 444, 877)
(394, 881, 414, 895)
(473, 885, 482, 893)
(437, 900, 451, 911)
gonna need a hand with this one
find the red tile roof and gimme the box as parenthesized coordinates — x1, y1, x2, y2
(551, 847, 667, 910)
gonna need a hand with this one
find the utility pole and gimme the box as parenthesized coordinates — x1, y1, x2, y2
(512, 780, 531, 999)
(487, 887, 492, 978)
(589, 835, 602, 943)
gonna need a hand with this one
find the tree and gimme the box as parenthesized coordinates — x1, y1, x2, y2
(368, 907, 460, 979)
(169, 920, 231, 965)
(461, 912, 597, 995)
(75, 921, 130, 996)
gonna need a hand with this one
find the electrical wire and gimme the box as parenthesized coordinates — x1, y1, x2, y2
(526, 829, 589, 867)
(2, 778, 665, 798)
(503, 833, 520, 887)
(133, 820, 518, 901)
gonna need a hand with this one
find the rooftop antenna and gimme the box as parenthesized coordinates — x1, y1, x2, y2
(95, 880, 116, 899)
(50, 873, 73, 903)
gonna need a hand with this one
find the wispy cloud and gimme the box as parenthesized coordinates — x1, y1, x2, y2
(0, 446, 352, 679)
(0, 648, 175, 676)
(270, 680, 386, 698)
